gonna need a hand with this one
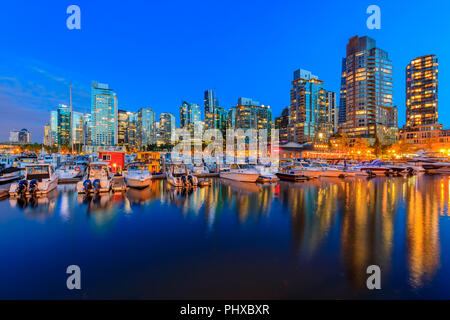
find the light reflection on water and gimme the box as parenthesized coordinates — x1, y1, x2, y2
(0, 175, 449, 299)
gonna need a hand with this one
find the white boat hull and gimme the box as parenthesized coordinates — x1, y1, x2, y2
(220, 172, 259, 182)
(126, 176, 151, 188)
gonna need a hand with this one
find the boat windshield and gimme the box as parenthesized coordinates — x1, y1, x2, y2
(238, 164, 253, 169)
(26, 166, 50, 180)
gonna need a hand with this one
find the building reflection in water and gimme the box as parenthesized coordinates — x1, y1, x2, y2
(405, 175, 440, 289)
(339, 178, 398, 289)
(1, 175, 445, 292)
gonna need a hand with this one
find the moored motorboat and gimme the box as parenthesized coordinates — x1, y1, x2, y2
(124, 162, 152, 189)
(276, 165, 308, 181)
(219, 164, 260, 183)
(358, 159, 391, 176)
(77, 162, 113, 194)
(166, 164, 198, 188)
(9, 164, 58, 197)
(0, 164, 23, 184)
(56, 162, 86, 183)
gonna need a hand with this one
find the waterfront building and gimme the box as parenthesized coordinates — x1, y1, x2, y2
(405, 55, 439, 131)
(227, 97, 272, 160)
(84, 113, 93, 147)
(127, 112, 137, 150)
(212, 106, 228, 135)
(204, 89, 219, 130)
(9, 128, 30, 144)
(339, 36, 397, 145)
(118, 109, 128, 146)
(43, 124, 51, 146)
(160, 113, 176, 145)
(50, 111, 58, 146)
(137, 108, 156, 149)
(288, 69, 332, 144)
(71, 111, 84, 146)
(90, 81, 118, 146)
(275, 107, 290, 144)
(180, 101, 202, 135)
(57, 104, 72, 146)
(228, 98, 272, 135)
(327, 91, 339, 134)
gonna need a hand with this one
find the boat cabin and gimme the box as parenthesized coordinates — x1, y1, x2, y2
(98, 151, 125, 174)
(25, 164, 54, 181)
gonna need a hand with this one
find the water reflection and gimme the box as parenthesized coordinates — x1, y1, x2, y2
(0, 175, 447, 298)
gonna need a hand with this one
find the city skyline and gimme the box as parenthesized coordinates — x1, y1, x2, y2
(1, 1, 450, 142)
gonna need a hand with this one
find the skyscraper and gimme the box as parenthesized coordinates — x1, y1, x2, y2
(180, 101, 201, 135)
(137, 107, 156, 148)
(84, 113, 93, 146)
(160, 113, 176, 145)
(118, 110, 128, 146)
(339, 36, 397, 144)
(57, 104, 72, 146)
(275, 107, 290, 144)
(326, 91, 338, 134)
(50, 110, 58, 146)
(405, 55, 439, 130)
(43, 124, 51, 146)
(126, 112, 137, 150)
(204, 89, 219, 130)
(71, 111, 84, 146)
(288, 69, 331, 144)
(91, 81, 118, 146)
(229, 97, 272, 134)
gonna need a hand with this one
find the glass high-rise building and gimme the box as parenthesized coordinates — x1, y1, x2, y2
(127, 112, 137, 150)
(339, 36, 397, 144)
(50, 110, 58, 146)
(204, 89, 219, 130)
(57, 104, 72, 146)
(326, 91, 338, 134)
(118, 109, 128, 146)
(406, 55, 438, 130)
(84, 113, 92, 146)
(159, 113, 176, 145)
(137, 108, 156, 148)
(288, 69, 331, 144)
(91, 81, 118, 146)
(275, 107, 290, 144)
(71, 111, 84, 145)
(229, 97, 272, 134)
(180, 101, 201, 135)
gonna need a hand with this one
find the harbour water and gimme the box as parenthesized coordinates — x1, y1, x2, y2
(1, 175, 449, 299)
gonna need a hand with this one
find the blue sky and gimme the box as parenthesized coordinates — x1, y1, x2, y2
(0, 0, 449, 142)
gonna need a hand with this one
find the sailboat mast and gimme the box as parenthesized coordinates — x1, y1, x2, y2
(70, 83, 74, 154)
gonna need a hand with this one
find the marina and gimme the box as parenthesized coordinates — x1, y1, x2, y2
(0, 173, 449, 299)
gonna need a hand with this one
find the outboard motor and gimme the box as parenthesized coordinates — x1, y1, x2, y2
(188, 175, 195, 186)
(28, 179, 38, 196)
(83, 179, 92, 193)
(18, 180, 28, 196)
(93, 179, 101, 193)
(181, 175, 188, 187)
